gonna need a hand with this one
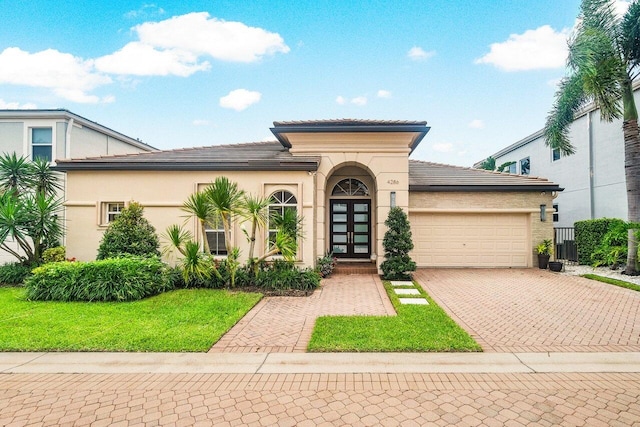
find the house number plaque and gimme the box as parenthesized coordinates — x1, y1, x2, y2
(387, 179, 399, 185)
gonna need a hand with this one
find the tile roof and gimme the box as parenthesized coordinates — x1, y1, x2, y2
(54, 141, 320, 171)
(409, 160, 562, 191)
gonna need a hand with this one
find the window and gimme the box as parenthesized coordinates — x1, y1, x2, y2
(552, 147, 561, 162)
(205, 217, 227, 256)
(268, 190, 297, 247)
(332, 178, 369, 196)
(519, 157, 530, 175)
(31, 128, 53, 162)
(104, 202, 125, 224)
(553, 204, 559, 222)
(507, 162, 517, 174)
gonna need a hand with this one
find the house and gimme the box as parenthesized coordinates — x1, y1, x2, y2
(54, 120, 561, 269)
(0, 109, 156, 263)
(474, 86, 640, 229)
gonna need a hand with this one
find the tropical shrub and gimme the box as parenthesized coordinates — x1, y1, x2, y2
(0, 262, 33, 285)
(42, 246, 66, 263)
(591, 221, 640, 268)
(25, 257, 172, 302)
(0, 153, 63, 264)
(97, 202, 160, 260)
(380, 207, 416, 280)
(316, 251, 337, 278)
(253, 260, 320, 292)
(575, 218, 626, 265)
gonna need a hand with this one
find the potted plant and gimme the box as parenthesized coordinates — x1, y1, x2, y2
(536, 239, 553, 269)
(548, 260, 564, 272)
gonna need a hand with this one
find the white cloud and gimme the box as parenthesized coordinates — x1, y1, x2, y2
(351, 96, 367, 106)
(433, 143, 454, 153)
(475, 25, 569, 71)
(407, 46, 435, 61)
(124, 4, 165, 19)
(135, 12, 289, 63)
(95, 42, 210, 76)
(192, 119, 210, 126)
(219, 89, 261, 111)
(0, 99, 37, 109)
(468, 119, 485, 129)
(377, 89, 391, 98)
(0, 47, 112, 103)
(336, 96, 346, 105)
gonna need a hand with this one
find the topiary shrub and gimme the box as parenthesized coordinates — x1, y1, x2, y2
(25, 257, 172, 301)
(380, 207, 416, 280)
(575, 218, 626, 265)
(97, 202, 160, 260)
(0, 262, 34, 285)
(42, 246, 66, 263)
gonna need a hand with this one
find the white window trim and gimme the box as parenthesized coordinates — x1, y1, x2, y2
(23, 120, 57, 164)
(267, 189, 300, 260)
(99, 201, 126, 227)
(551, 147, 562, 162)
(519, 157, 530, 175)
(205, 217, 229, 257)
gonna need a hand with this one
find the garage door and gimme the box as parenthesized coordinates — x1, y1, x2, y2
(409, 213, 530, 267)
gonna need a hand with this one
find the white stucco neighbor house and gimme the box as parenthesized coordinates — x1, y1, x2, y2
(0, 109, 156, 263)
(55, 119, 562, 270)
(475, 85, 640, 229)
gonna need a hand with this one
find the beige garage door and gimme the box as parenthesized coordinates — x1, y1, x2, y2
(409, 213, 530, 267)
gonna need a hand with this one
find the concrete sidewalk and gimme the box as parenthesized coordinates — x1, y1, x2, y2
(2, 351, 640, 374)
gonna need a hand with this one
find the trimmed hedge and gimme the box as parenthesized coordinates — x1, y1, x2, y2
(0, 263, 33, 285)
(25, 257, 172, 302)
(575, 218, 626, 265)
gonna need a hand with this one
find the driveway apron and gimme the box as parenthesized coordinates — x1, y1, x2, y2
(209, 274, 395, 353)
(415, 268, 640, 353)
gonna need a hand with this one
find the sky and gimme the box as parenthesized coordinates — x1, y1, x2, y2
(0, 1, 630, 166)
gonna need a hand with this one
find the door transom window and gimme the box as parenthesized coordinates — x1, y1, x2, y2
(331, 178, 369, 196)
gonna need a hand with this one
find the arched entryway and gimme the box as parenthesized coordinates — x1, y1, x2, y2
(326, 166, 376, 260)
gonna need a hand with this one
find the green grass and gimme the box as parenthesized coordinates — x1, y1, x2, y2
(308, 281, 481, 352)
(0, 287, 261, 352)
(581, 274, 640, 292)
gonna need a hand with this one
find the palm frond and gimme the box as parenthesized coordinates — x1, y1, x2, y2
(544, 74, 588, 155)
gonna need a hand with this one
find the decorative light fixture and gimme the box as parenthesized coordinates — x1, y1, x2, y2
(390, 191, 396, 208)
(540, 204, 547, 222)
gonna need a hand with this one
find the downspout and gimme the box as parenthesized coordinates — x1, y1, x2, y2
(588, 111, 595, 219)
(65, 118, 73, 159)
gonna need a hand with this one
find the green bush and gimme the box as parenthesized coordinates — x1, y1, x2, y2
(380, 207, 416, 280)
(42, 246, 66, 263)
(25, 257, 172, 302)
(0, 263, 33, 285)
(316, 252, 337, 278)
(253, 260, 320, 292)
(591, 221, 629, 268)
(575, 218, 626, 265)
(97, 202, 160, 260)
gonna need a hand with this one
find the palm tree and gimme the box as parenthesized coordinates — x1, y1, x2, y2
(544, 0, 640, 275)
(181, 191, 213, 254)
(203, 177, 245, 254)
(239, 194, 270, 261)
(0, 153, 32, 195)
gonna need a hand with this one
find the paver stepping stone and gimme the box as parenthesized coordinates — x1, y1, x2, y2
(390, 281, 414, 287)
(399, 298, 429, 305)
(394, 288, 420, 295)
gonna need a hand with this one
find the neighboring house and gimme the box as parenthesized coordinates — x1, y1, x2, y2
(0, 109, 156, 264)
(55, 120, 561, 269)
(475, 87, 640, 229)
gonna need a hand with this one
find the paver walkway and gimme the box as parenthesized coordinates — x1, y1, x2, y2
(210, 274, 395, 353)
(2, 371, 639, 426)
(415, 268, 640, 353)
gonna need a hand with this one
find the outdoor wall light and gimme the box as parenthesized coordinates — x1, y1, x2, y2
(390, 191, 396, 208)
(540, 204, 547, 222)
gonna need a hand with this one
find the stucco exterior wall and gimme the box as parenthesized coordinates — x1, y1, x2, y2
(64, 169, 315, 266)
(409, 191, 555, 267)
(0, 122, 24, 154)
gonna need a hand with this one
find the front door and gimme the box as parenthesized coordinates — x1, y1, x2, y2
(330, 200, 371, 258)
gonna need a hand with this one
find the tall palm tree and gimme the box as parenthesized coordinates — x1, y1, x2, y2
(203, 177, 245, 254)
(544, 0, 640, 275)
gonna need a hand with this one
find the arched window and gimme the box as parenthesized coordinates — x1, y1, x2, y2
(331, 178, 369, 196)
(268, 190, 297, 246)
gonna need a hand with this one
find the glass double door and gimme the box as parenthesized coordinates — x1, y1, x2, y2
(330, 200, 371, 258)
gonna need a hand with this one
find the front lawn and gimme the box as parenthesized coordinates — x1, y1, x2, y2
(308, 281, 481, 352)
(581, 274, 640, 292)
(0, 287, 261, 352)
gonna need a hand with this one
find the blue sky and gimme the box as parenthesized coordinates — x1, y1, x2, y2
(0, 1, 628, 166)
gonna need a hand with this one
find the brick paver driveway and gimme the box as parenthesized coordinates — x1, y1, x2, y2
(415, 268, 640, 353)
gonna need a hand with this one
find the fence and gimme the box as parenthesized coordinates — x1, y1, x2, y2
(554, 227, 578, 264)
